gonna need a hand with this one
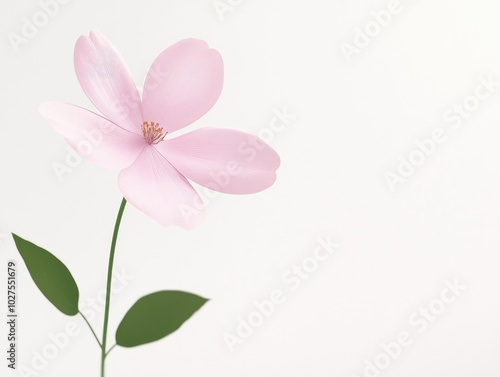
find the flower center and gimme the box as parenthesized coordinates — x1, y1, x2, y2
(141, 121, 167, 145)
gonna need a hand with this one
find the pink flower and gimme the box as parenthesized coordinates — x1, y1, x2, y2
(40, 31, 280, 229)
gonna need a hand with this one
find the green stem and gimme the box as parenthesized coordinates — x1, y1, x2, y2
(101, 198, 127, 377)
(105, 344, 116, 358)
(78, 311, 101, 348)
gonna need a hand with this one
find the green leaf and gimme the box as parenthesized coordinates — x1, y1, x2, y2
(116, 291, 208, 347)
(12, 233, 79, 316)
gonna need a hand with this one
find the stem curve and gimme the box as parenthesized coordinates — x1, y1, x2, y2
(101, 198, 127, 377)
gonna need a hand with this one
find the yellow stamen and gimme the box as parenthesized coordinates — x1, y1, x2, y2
(141, 121, 167, 145)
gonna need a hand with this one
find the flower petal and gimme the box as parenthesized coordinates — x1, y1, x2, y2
(142, 39, 223, 134)
(118, 147, 205, 229)
(74, 31, 143, 134)
(39, 102, 145, 170)
(156, 128, 280, 194)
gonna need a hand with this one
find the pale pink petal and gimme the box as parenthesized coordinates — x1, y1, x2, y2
(141, 39, 223, 134)
(74, 31, 143, 134)
(39, 102, 145, 170)
(155, 128, 280, 194)
(118, 147, 205, 229)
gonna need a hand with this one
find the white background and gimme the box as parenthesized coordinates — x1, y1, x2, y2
(1, 0, 500, 376)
